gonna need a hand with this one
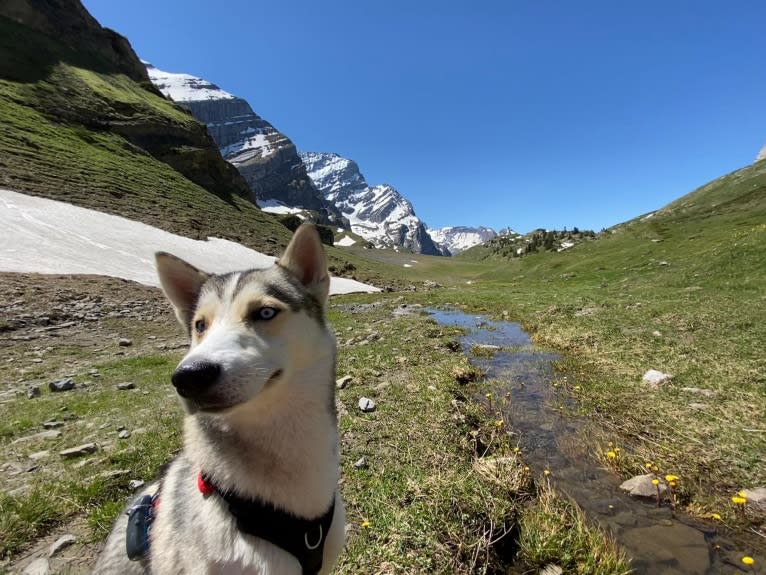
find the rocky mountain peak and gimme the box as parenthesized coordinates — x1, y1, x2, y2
(301, 152, 447, 256)
(145, 64, 346, 227)
(428, 226, 498, 255)
(757, 144, 766, 163)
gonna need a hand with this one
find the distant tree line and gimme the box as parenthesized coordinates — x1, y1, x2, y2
(483, 227, 596, 259)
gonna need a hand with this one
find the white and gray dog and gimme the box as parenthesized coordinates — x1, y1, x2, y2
(95, 224, 345, 574)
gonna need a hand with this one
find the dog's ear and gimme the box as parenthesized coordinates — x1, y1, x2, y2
(155, 252, 209, 331)
(277, 224, 330, 304)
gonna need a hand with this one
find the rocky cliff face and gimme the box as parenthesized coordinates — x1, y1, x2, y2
(427, 226, 498, 255)
(146, 64, 345, 227)
(1, 0, 150, 83)
(301, 152, 447, 255)
(0, 0, 252, 205)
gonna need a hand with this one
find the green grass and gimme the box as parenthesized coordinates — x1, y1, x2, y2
(428, 160, 766, 526)
(0, 353, 182, 557)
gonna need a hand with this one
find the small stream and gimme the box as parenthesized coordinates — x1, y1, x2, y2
(428, 308, 748, 575)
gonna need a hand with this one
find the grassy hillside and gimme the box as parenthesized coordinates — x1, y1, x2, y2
(429, 160, 766, 523)
(0, 10, 293, 255)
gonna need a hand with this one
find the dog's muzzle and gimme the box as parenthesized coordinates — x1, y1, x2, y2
(171, 360, 221, 399)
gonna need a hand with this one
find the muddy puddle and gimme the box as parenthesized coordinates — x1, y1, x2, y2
(428, 308, 751, 575)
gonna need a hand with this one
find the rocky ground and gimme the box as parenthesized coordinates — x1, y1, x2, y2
(0, 273, 183, 574)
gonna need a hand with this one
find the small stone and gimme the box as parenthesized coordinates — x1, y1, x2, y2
(118, 338, 133, 347)
(29, 451, 51, 461)
(13, 430, 62, 443)
(117, 382, 135, 390)
(353, 456, 368, 469)
(42, 420, 63, 429)
(659, 261, 669, 266)
(742, 487, 766, 513)
(23, 557, 50, 575)
(59, 443, 98, 458)
(620, 473, 668, 498)
(88, 368, 101, 377)
(652, 330, 662, 337)
(100, 469, 130, 480)
(539, 565, 563, 575)
(48, 534, 77, 557)
(48, 378, 75, 392)
(336, 375, 352, 390)
(358, 397, 376, 413)
(642, 369, 672, 388)
(128, 479, 145, 490)
(118, 430, 131, 439)
(27, 386, 41, 399)
(689, 402, 708, 410)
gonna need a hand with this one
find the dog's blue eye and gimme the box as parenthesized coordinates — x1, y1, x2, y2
(194, 318, 206, 334)
(255, 307, 278, 321)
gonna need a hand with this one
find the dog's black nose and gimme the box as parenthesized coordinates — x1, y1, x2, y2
(171, 361, 221, 398)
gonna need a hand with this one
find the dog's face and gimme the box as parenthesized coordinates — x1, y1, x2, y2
(155, 224, 332, 415)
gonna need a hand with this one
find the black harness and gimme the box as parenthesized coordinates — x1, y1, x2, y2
(126, 473, 336, 575)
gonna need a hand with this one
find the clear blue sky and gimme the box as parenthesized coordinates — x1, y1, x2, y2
(83, 0, 764, 233)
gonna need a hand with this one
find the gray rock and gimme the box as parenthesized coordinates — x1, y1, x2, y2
(619, 474, 667, 498)
(128, 479, 145, 490)
(100, 469, 130, 480)
(358, 397, 376, 413)
(336, 375, 352, 390)
(42, 420, 64, 429)
(118, 338, 133, 347)
(13, 430, 62, 444)
(539, 566, 563, 575)
(59, 443, 98, 458)
(27, 385, 41, 399)
(29, 450, 51, 461)
(48, 534, 77, 557)
(353, 456, 368, 469)
(23, 557, 50, 575)
(742, 486, 766, 513)
(642, 369, 672, 388)
(48, 378, 75, 392)
(118, 430, 131, 439)
(117, 382, 136, 390)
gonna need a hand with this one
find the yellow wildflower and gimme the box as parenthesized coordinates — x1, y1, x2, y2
(543, 469, 551, 476)
(606, 451, 617, 459)
(664, 474, 679, 483)
(361, 519, 370, 529)
(651, 479, 660, 486)
(710, 513, 721, 521)
(732, 496, 747, 505)
(495, 419, 504, 427)
(742, 556, 754, 566)
(737, 490, 747, 499)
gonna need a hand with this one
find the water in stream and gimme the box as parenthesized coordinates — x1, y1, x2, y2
(428, 308, 750, 575)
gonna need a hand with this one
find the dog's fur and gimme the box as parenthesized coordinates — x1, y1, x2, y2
(94, 224, 345, 574)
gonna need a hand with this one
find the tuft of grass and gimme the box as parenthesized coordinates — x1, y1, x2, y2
(518, 484, 631, 575)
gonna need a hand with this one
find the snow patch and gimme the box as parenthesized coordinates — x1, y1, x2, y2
(0, 189, 378, 295)
(336, 236, 356, 247)
(144, 62, 236, 102)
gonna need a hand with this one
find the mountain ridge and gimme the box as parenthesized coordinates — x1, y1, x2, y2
(301, 152, 448, 256)
(145, 63, 346, 228)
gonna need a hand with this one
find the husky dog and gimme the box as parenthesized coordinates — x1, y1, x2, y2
(95, 224, 345, 574)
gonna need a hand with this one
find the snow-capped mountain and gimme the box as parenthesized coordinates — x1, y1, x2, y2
(301, 152, 447, 255)
(757, 143, 766, 163)
(428, 226, 498, 255)
(145, 63, 346, 227)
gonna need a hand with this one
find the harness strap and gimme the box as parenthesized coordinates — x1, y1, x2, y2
(199, 473, 335, 575)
